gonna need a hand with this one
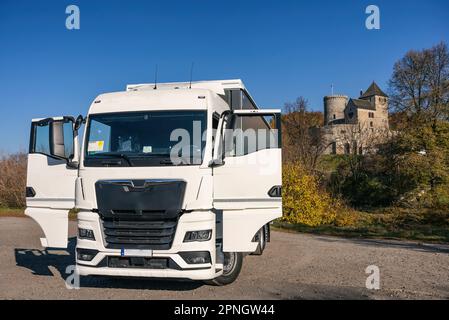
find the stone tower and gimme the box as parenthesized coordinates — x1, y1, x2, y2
(323, 95, 348, 125)
(359, 82, 389, 129)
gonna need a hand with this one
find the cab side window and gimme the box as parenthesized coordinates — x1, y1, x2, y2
(30, 120, 74, 159)
(224, 114, 279, 157)
(32, 122, 51, 155)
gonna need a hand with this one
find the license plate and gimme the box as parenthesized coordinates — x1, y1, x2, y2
(120, 249, 153, 257)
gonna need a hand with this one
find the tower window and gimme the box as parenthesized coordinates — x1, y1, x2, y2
(369, 112, 374, 118)
(370, 121, 373, 127)
(333, 114, 336, 119)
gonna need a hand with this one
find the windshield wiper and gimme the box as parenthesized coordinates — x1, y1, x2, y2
(159, 158, 202, 166)
(96, 153, 134, 167)
(159, 159, 174, 165)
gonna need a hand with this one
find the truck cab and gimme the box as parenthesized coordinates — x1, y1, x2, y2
(25, 79, 282, 285)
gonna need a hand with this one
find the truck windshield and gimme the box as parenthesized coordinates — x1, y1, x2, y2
(84, 111, 207, 167)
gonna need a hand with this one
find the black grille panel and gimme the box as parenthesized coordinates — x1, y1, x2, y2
(100, 216, 178, 250)
(95, 179, 186, 250)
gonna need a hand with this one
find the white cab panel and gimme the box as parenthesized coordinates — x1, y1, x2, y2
(26, 116, 77, 248)
(213, 149, 282, 252)
(24, 207, 70, 247)
(26, 154, 76, 209)
(221, 207, 281, 252)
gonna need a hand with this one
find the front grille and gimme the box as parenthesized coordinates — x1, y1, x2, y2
(100, 214, 179, 250)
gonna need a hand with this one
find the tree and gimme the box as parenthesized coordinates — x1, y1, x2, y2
(329, 123, 393, 207)
(385, 42, 449, 206)
(389, 42, 449, 124)
(281, 97, 327, 171)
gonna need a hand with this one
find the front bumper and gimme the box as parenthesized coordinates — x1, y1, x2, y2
(75, 210, 220, 280)
(76, 264, 216, 280)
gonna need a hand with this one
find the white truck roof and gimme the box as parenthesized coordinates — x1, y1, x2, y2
(126, 79, 246, 96)
(88, 79, 257, 115)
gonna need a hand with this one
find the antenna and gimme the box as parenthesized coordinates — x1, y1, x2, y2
(189, 62, 194, 89)
(153, 64, 158, 90)
(331, 83, 334, 95)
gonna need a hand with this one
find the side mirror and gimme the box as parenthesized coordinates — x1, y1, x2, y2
(49, 117, 77, 167)
(49, 121, 68, 160)
(74, 115, 84, 131)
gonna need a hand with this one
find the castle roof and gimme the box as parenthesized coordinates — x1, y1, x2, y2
(359, 82, 388, 98)
(348, 98, 376, 110)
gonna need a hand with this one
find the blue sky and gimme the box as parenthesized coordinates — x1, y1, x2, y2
(0, 0, 448, 153)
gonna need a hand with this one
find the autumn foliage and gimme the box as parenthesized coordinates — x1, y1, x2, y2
(282, 162, 338, 226)
(0, 153, 27, 208)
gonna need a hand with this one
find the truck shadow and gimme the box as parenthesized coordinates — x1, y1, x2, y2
(311, 235, 449, 254)
(14, 237, 204, 291)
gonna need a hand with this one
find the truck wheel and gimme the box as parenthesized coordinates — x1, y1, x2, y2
(206, 252, 243, 286)
(252, 227, 266, 255)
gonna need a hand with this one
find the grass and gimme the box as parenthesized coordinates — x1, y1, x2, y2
(0, 207, 24, 217)
(273, 208, 449, 243)
(2, 205, 447, 243)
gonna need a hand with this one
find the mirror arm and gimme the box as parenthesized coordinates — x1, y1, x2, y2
(208, 159, 225, 168)
(66, 160, 79, 169)
(209, 110, 231, 167)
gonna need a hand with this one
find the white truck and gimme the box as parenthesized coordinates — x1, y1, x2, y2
(25, 79, 282, 285)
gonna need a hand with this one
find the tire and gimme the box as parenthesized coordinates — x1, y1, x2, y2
(206, 252, 243, 286)
(252, 227, 266, 255)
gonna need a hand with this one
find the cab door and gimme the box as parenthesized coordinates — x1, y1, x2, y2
(25, 116, 78, 248)
(212, 109, 282, 252)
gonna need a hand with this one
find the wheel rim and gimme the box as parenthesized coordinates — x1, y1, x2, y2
(223, 252, 236, 275)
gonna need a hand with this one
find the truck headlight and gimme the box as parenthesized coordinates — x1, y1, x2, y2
(183, 230, 212, 242)
(78, 228, 95, 240)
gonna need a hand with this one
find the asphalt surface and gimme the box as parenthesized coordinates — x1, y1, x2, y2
(0, 216, 448, 299)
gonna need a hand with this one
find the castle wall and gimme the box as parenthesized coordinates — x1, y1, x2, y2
(356, 98, 389, 130)
(320, 85, 390, 155)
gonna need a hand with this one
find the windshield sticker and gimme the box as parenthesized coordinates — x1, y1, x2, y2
(143, 146, 152, 153)
(88, 140, 104, 152)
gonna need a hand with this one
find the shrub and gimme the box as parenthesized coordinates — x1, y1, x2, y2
(333, 209, 362, 227)
(0, 153, 27, 208)
(282, 162, 337, 226)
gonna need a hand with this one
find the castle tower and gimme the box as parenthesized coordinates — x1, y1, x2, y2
(359, 82, 389, 129)
(323, 95, 348, 125)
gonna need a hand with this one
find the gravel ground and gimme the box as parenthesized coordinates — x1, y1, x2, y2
(0, 217, 448, 299)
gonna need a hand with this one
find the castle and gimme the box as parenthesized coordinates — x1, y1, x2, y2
(321, 82, 389, 155)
